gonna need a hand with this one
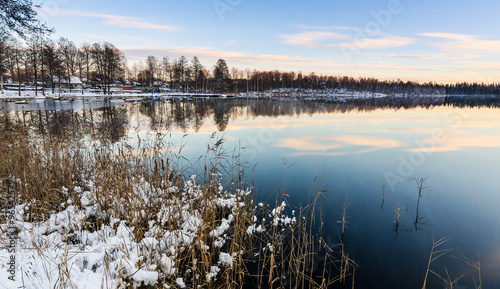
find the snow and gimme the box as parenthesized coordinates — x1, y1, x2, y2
(206, 266, 220, 282)
(218, 252, 234, 267)
(0, 174, 297, 288)
(175, 277, 186, 288)
(0, 87, 446, 101)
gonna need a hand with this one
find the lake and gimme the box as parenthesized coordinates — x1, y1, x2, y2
(3, 96, 500, 288)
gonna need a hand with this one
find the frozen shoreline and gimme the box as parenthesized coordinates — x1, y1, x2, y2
(2, 88, 494, 101)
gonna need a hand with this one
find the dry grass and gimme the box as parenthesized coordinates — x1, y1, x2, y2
(421, 236, 452, 289)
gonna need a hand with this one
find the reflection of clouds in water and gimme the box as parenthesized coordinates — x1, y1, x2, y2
(407, 135, 500, 153)
(457, 121, 500, 129)
(276, 135, 403, 156)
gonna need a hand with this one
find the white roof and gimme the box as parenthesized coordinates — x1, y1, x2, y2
(50, 76, 83, 84)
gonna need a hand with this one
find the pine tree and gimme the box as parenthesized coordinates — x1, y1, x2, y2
(213, 59, 229, 94)
(191, 56, 203, 93)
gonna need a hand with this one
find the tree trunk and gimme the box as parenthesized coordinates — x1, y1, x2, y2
(34, 53, 38, 97)
(41, 52, 45, 96)
(17, 58, 21, 97)
(68, 68, 71, 93)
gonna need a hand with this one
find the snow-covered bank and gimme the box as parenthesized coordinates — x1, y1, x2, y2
(0, 174, 298, 289)
(3, 88, 495, 102)
(0, 89, 161, 99)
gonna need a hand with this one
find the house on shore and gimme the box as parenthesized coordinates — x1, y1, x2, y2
(45, 76, 83, 90)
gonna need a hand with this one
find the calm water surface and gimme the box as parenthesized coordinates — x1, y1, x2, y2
(4, 97, 500, 288)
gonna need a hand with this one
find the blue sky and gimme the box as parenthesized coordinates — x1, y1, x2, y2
(36, 0, 500, 83)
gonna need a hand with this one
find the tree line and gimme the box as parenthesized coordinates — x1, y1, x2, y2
(0, 34, 126, 95)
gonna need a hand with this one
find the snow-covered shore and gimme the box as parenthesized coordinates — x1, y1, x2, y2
(0, 175, 296, 288)
(2, 88, 493, 102)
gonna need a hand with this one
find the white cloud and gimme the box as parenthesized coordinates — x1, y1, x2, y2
(453, 61, 500, 72)
(420, 33, 474, 41)
(40, 8, 177, 31)
(353, 52, 477, 60)
(420, 32, 500, 53)
(281, 31, 350, 47)
(121, 47, 310, 64)
(281, 26, 414, 50)
(84, 34, 145, 42)
(224, 40, 238, 46)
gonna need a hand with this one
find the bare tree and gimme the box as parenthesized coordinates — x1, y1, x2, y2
(42, 40, 61, 94)
(146, 55, 157, 87)
(231, 67, 239, 93)
(58, 37, 79, 93)
(77, 48, 85, 95)
(172, 57, 188, 92)
(245, 68, 251, 92)
(9, 39, 24, 96)
(91, 42, 124, 95)
(161, 56, 170, 86)
(80, 42, 91, 84)
(131, 62, 138, 82)
(26, 33, 43, 96)
(177, 56, 187, 92)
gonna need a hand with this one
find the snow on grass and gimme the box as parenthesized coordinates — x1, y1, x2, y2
(0, 174, 297, 288)
(218, 252, 235, 267)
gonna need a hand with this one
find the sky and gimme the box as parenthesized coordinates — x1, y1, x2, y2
(35, 0, 500, 83)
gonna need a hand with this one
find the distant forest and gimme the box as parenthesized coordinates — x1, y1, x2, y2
(1, 35, 500, 96)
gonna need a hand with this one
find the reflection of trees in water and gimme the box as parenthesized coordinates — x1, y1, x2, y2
(444, 96, 500, 108)
(136, 97, 500, 133)
(3, 97, 499, 142)
(6, 109, 83, 141)
(0, 106, 129, 144)
(96, 107, 129, 143)
(211, 100, 230, 131)
(174, 102, 190, 133)
(135, 99, 236, 133)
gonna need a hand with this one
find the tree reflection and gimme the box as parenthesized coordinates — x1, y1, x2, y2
(96, 107, 129, 143)
(2, 96, 500, 145)
(0, 106, 129, 145)
(134, 96, 500, 133)
(211, 100, 231, 131)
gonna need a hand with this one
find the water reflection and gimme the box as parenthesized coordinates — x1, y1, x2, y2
(0, 106, 128, 144)
(4, 97, 500, 138)
(276, 135, 403, 156)
(124, 96, 500, 135)
(0, 98, 127, 112)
